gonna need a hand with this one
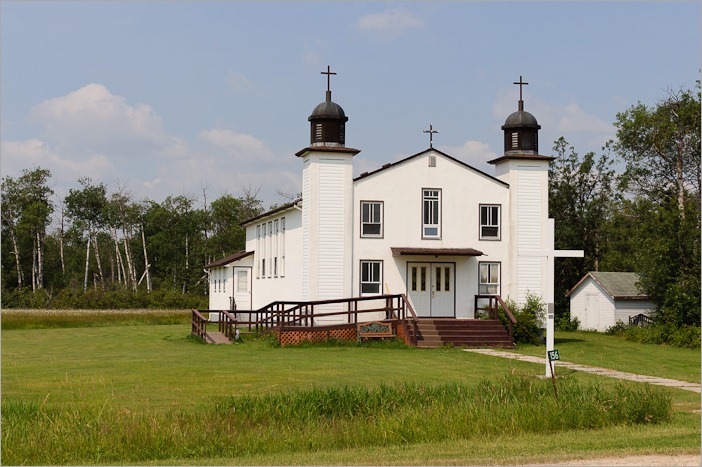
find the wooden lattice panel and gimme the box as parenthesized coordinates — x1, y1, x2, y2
(278, 327, 357, 346)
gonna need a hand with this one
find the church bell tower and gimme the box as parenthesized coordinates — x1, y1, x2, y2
(295, 67, 360, 312)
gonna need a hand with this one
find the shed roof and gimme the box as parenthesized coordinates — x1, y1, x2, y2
(567, 272, 648, 300)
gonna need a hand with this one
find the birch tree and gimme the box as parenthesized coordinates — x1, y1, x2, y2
(1, 168, 54, 290)
(65, 178, 107, 292)
(614, 85, 701, 216)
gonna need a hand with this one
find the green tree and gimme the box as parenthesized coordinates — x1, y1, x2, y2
(611, 84, 701, 326)
(64, 178, 108, 292)
(1, 167, 54, 291)
(614, 85, 701, 215)
(549, 138, 619, 320)
(209, 194, 250, 259)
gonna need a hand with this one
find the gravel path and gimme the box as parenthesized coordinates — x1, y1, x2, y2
(464, 348, 701, 393)
(529, 453, 700, 466)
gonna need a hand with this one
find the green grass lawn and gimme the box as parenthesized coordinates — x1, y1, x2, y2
(514, 330, 701, 383)
(1, 319, 700, 465)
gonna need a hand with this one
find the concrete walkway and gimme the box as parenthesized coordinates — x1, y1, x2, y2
(464, 348, 701, 393)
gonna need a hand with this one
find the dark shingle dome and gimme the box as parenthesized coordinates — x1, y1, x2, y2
(309, 100, 347, 121)
(502, 110, 540, 129)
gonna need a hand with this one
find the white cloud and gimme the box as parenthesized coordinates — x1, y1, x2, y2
(0, 138, 114, 199)
(199, 128, 274, 161)
(29, 83, 170, 153)
(226, 71, 253, 92)
(356, 8, 423, 36)
(5, 84, 296, 208)
(439, 140, 498, 173)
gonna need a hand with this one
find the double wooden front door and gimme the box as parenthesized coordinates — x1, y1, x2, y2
(407, 262, 455, 317)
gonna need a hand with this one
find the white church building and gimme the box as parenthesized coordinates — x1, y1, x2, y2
(205, 72, 564, 331)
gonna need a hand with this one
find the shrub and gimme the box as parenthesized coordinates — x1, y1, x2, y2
(605, 319, 700, 349)
(556, 314, 580, 332)
(499, 292, 546, 345)
(605, 320, 629, 335)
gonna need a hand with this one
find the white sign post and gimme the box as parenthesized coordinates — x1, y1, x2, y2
(520, 219, 583, 377)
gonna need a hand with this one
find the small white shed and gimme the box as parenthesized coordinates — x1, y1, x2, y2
(567, 272, 655, 332)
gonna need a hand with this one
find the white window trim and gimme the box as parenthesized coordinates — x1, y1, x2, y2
(479, 204, 501, 241)
(422, 188, 441, 239)
(280, 217, 286, 277)
(360, 260, 383, 296)
(479, 262, 501, 295)
(360, 201, 383, 238)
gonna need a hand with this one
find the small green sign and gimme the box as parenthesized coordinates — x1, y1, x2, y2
(548, 350, 560, 361)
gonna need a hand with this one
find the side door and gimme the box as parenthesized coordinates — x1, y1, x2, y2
(233, 267, 252, 311)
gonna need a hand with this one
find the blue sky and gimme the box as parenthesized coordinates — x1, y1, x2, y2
(2, 1, 700, 208)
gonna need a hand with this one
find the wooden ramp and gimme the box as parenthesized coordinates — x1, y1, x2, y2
(206, 331, 233, 345)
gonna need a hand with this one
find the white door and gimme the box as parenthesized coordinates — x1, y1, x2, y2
(431, 263, 455, 317)
(585, 293, 599, 330)
(408, 262, 455, 317)
(233, 267, 252, 311)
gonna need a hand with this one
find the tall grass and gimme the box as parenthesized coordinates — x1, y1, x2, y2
(2, 375, 672, 465)
(1, 309, 190, 329)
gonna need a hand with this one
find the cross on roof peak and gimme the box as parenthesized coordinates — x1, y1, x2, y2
(423, 123, 439, 148)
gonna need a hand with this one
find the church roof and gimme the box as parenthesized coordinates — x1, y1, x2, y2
(567, 272, 649, 300)
(354, 148, 509, 187)
(204, 250, 254, 269)
(241, 198, 302, 226)
(309, 100, 347, 120)
(487, 153, 555, 165)
(502, 109, 540, 129)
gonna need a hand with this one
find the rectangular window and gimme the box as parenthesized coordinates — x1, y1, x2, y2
(480, 205, 501, 240)
(280, 217, 286, 277)
(261, 223, 267, 279)
(267, 221, 273, 278)
(256, 225, 261, 278)
(360, 201, 383, 237)
(479, 262, 501, 295)
(237, 270, 248, 293)
(360, 260, 382, 295)
(273, 220, 278, 277)
(422, 189, 441, 238)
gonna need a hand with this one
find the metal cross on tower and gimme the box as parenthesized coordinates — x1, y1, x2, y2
(321, 65, 337, 99)
(513, 75, 529, 111)
(423, 123, 439, 148)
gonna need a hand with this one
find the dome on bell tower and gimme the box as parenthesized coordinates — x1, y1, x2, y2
(501, 76, 541, 154)
(308, 66, 348, 147)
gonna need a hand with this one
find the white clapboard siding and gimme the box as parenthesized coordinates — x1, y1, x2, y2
(318, 159, 345, 300)
(301, 159, 311, 300)
(517, 169, 542, 250)
(517, 169, 544, 301)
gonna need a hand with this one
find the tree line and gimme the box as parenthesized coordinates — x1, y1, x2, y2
(2, 84, 700, 328)
(1, 172, 263, 306)
(550, 84, 700, 328)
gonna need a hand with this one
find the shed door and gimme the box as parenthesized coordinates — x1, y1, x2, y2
(585, 293, 599, 330)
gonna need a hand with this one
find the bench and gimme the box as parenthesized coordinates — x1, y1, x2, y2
(357, 321, 395, 342)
